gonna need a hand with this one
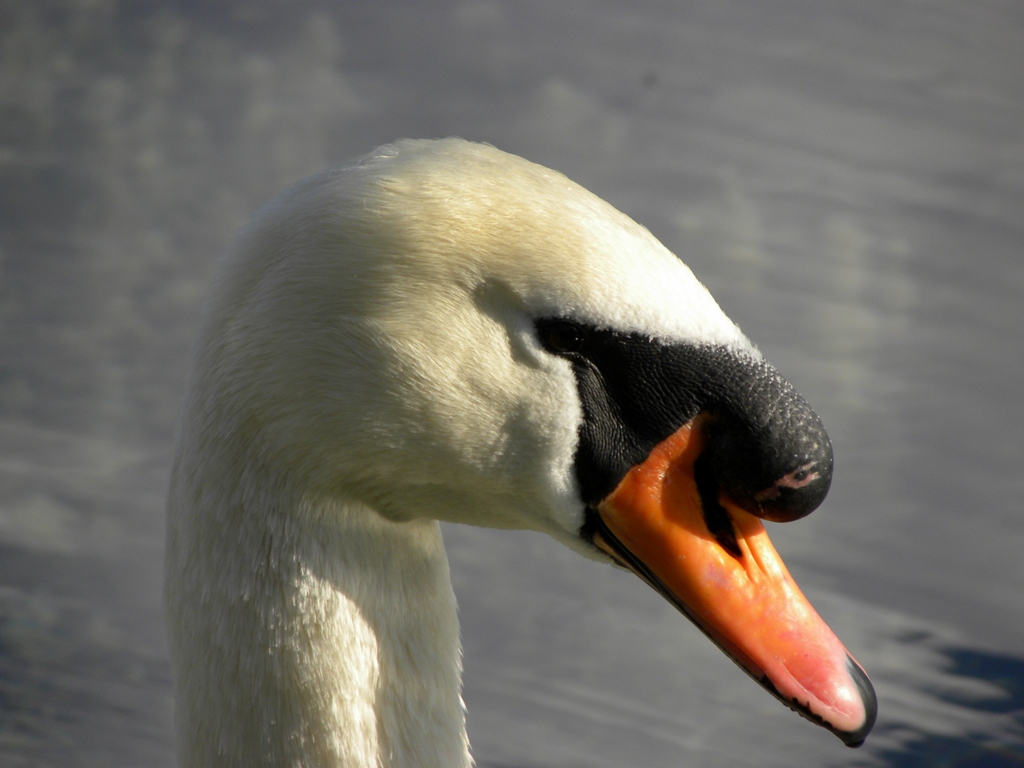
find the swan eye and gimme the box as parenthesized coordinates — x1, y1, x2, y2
(537, 319, 587, 355)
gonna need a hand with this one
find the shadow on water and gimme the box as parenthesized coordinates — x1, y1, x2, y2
(879, 647, 1024, 768)
(881, 739, 1024, 768)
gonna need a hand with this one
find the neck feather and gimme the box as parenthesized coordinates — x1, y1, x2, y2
(165, 460, 472, 768)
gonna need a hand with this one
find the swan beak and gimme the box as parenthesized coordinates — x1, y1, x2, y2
(591, 417, 877, 746)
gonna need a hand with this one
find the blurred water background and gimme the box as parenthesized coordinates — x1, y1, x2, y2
(0, 2, 1022, 766)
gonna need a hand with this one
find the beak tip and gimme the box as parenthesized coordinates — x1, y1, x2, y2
(836, 655, 878, 748)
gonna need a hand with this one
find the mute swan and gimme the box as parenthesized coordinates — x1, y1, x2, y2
(165, 139, 876, 767)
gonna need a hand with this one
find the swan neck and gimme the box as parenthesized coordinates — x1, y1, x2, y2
(165, 464, 471, 768)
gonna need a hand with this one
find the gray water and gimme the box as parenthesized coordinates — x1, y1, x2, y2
(1, 2, 1022, 766)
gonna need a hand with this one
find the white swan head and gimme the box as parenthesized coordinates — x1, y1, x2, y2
(167, 139, 875, 766)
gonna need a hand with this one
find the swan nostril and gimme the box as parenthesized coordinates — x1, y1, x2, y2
(782, 462, 819, 489)
(753, 462, 821, 504)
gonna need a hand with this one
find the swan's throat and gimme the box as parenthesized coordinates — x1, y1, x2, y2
(166, 482, 471, 768)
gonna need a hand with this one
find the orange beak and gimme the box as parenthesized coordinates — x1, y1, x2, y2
(591, 415, 876, 746)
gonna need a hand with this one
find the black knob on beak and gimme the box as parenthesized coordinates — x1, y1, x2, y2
(704, 358, 833, 523)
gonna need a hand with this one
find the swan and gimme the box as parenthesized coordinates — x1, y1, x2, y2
(165, 138, 876, 767)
